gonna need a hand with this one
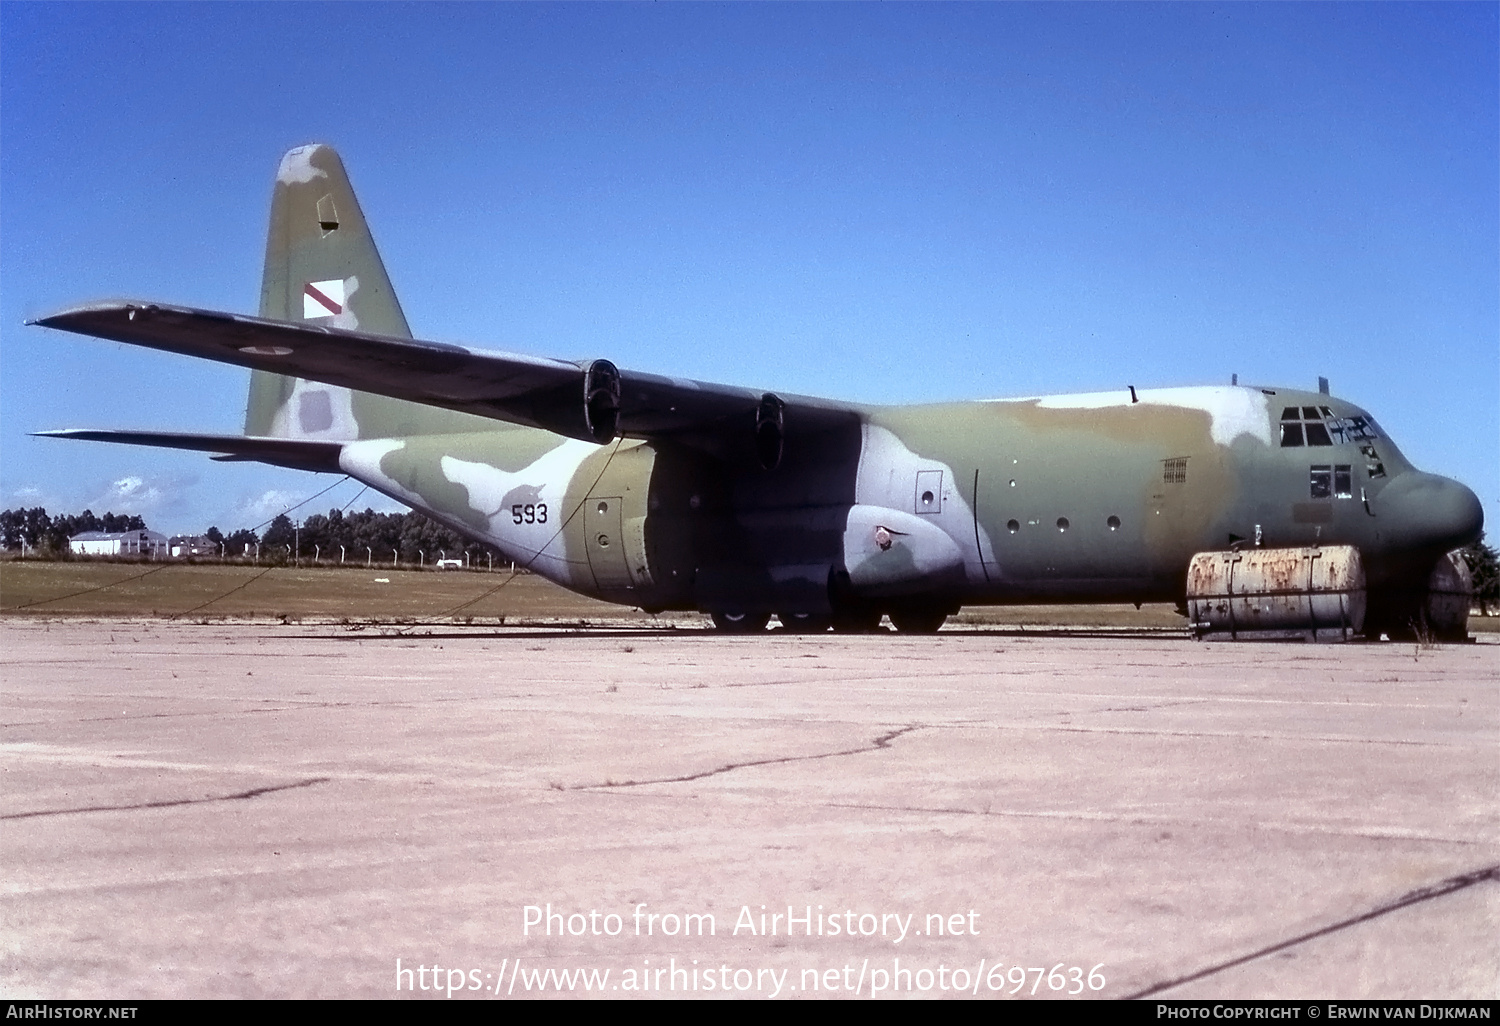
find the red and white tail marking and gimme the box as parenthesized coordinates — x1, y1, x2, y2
(302, 279, 345, 317)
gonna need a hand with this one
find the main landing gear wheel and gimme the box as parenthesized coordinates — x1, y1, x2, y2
(777, 612, 832, 633)
(888, 606, 948, 634)
(710, 611, 771, 633)
(831, 608, 883, 633)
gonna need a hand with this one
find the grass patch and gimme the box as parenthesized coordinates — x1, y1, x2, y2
(0, 561, 639, 621)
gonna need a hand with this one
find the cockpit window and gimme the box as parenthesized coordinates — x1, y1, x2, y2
(1279, 407, 1379, 447)
(1310, 464, 1355, 500)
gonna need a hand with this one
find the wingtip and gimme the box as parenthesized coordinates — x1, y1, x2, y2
(27, 307, 86, 330)
(29, 300, 157, 328)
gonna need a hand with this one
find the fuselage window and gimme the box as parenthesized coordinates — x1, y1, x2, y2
(1334, 465, 1352, 498)
(1361, 445, 1386, 479)
(1310, 465, 1332, 500)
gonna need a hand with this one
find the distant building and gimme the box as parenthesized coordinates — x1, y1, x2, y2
(169, 535, 219, 558)
(70, 530, 169, 557)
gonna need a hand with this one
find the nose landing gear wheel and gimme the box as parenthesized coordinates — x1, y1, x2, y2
(710, 611, 771, 633)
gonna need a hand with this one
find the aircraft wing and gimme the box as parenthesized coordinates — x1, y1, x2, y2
(32, 430, 346, 473)
(33, 301, 860, 460)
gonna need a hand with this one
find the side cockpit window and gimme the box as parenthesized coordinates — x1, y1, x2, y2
(1310, 464, 1355, 500)
(1310, 465, 1332, 499)
(1334, 465, 1352, 498)
(1280, 406, 1379, 447)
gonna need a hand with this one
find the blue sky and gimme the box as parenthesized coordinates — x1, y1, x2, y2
(2, 2, 1496, 536)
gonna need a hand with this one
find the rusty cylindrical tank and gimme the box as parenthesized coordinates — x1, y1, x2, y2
(1186, 545, 1366, 642)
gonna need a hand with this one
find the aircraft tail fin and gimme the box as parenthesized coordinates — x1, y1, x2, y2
(258, 144, 412, 338)
(247, 144, 460, 441)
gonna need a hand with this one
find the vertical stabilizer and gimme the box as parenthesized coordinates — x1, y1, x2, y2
(259, 144, 412, 337)
(246, 144, 483, 441)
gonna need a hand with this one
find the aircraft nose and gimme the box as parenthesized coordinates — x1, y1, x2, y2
(1375, 471, 1484, 552)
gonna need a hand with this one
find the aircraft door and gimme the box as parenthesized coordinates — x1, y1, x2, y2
(585, 496, 633, 590)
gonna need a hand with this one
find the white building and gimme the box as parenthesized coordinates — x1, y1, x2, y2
(70, 530, 169, 558)
(169, 535, 219, 558)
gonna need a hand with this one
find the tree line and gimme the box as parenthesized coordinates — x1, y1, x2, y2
(254, 508, 498, 566)
(1465, 536, 1499, 615)
(1, 507, 147, 552)
(1, 506, 499, 568)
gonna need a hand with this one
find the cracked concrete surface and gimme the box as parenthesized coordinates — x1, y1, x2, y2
(574, 725, 924, 789)
(3, 777, 332, 820)
(1, 619, 1495, 999)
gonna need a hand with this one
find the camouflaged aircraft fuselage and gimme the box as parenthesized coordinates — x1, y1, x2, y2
(326, 384, 1468, 614)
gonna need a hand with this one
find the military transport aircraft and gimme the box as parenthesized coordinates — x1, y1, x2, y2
(32, 145, 1483, 638)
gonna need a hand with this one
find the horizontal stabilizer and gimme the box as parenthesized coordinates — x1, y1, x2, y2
(33, 301, 859, 457)
(35, 429, 346, 473)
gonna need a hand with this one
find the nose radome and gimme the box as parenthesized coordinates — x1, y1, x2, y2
(1376, 471, 1484, 552)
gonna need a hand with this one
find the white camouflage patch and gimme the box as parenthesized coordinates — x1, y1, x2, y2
(1029, 386, 1273, 447)
(276, 145, 328, 185)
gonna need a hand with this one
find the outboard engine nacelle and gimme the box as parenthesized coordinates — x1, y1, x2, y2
(755, 393, 785, 471)
(583, 359, 621, 443)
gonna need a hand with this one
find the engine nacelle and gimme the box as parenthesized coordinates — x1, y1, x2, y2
(755, 393, 785, 471)
(583, 359, 621, 443)
(1186, 545, 1366, 642)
